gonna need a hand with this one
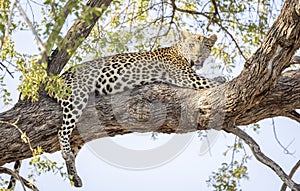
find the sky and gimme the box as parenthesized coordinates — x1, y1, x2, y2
(4, 116, 300, 191)
(1, 2, 300, 191)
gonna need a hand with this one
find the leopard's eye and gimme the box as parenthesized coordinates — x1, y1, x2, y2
(189, 43, 195, 48)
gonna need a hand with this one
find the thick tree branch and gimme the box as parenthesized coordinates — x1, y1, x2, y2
(0, 0, 300, 190)
(0, 69, 299, 165)
(172, 0, 300, 122)
(284, 110, 300, 124)
(225, 0, 300, 119)
(237, 70, 300, 125)
(46, 0, 113, 75)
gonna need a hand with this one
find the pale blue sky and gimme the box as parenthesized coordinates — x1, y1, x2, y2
(5, 119, 300, 191)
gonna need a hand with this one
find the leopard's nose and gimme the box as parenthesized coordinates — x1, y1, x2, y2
(193, 60, 204, 68)
(195, 60, 203, 66)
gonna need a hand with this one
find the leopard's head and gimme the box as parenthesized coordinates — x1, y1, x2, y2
(177, 30, 217, 67)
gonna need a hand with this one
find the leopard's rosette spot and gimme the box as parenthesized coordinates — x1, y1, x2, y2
(56, 30, 220, 187)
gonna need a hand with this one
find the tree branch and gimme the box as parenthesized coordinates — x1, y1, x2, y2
(237, 70, 300, 125)
(46, 0, 113, 75)
(0, 166, 39, 191)
(284, 110, 300, 124)
(281, 160, 300, 191)
(0, 68, 299, 164)
(45, 0, 78, 55)
(170, 0, 248, 60)
(224, 0, 300, 120)
(0, 0, 300, 190)
(15, 1, 46, 55)
(0, 61, 14, 78)
(7, 160, 21, 190)
(223, 126, 300, 191)
(271, 118, 295, 155)
(0, 0, 17, 50)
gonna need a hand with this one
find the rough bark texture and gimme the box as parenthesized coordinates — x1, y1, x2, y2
(0, 69, 300, 165)
(1, 0, 300, 190)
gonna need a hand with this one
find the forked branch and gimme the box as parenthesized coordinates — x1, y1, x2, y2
(46, 0, 113, 75)
(224, 126, 300, 191)
(281, 160, 300, 191)
(0, 166, 39, 191)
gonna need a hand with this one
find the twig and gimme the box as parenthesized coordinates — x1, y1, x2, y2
(0, 61, 14, 78)
(170, 0, 247, 60)
(28, 0, 45, 6)
(26, 0, 35, 26)
(149, 1, 165, 51)
(230, 135, 238, 166)
(213, 20, 247, 60)
(170, 0, 208, 18)
(0, 166, 39, 191)
(6, 0, 17, 40)
(108, 2, 160, 29)
(0, 120, 37, 191)
(210, 0, 220, 18)
(0, 120, 34, 153)
(207, 0, 221, 30)
(224, 125, 300, 191)
(103, 2, 135, 29)
(0, 0, 17, 50)
(280, 160, 300, 191)
(169, 0, 176, 27)
(271, 118, 295, 155)
(15, 1, 46, 56)
(134, 17, 167, 35)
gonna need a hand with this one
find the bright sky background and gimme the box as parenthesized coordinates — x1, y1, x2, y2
(1, 2, 300, 191)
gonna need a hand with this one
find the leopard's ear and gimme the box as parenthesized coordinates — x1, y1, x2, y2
(180, 30, 192, 41)
(208, 34, 218, 47)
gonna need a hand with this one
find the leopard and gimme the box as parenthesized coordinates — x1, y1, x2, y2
(56, 30, 219, 187)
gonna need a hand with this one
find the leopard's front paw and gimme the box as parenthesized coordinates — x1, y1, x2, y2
(62, 151, 83, 187)
(69, 174, 83, 187)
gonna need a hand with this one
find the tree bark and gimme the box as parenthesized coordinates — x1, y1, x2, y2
(1, 0, 300, 190)
(0, 69, 300, 166)
(46, 0, 113, 75)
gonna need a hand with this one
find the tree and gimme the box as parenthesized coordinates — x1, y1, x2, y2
(0, 0, 300, 190)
